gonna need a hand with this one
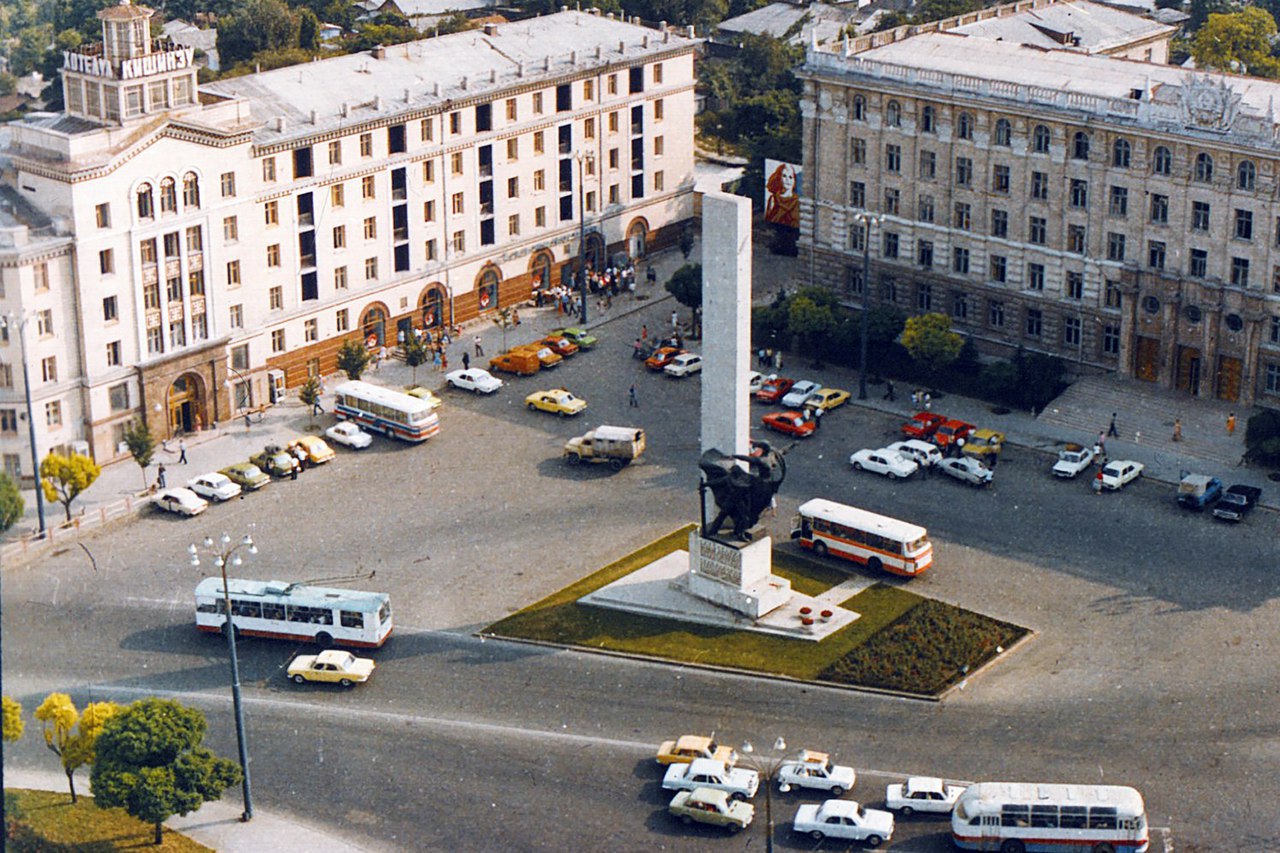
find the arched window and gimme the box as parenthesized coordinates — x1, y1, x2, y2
(994, 118, 1012, 147)
(182, 172, 200, 208)
(361, 306, 387, 346)
(1112, 138, 1131, 168)
(1072, 131, 1090, 161)
(136, 184, 154, 219)
(159, 177, 177, 214)
(852, 94, 866, 121)
(1033, 125, 1051, 154)
(1194, 152, 1213, 182)
(957, 112, 974, 141)
(920, 105, 935, 133)
(476, 267, 500, 312)
(531, 251, 553, 290)
(420, 288, 444, 328)
(1152, 146, 1172, 176)
(1237, 160, 1256, 190)
(886, 100, 901, 128)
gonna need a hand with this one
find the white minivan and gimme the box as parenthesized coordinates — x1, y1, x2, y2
(886, 439, 944, 468)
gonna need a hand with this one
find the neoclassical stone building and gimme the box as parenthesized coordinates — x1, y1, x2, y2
(0, 4, 697, 473)
(798, 0, 1280, 405)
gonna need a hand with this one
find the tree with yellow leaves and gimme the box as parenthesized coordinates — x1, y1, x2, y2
(3, 695, 24, 742)
(40, 452, 101, 523)
(34, 692, 121, 803)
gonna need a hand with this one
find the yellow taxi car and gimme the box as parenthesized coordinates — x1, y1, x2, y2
(961, 428, 1005, 460)
(805, 387, 852, 411)
(287, 435, 336, 464)
(656, 734, 738, 767)
(525, 388, 588, 417)
(405, 386, 444, 410)
(287, 650, 375, 687)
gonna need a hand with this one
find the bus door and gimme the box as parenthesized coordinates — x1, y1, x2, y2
(791, 515, 811, 541)
(979, 815, 1000, 851)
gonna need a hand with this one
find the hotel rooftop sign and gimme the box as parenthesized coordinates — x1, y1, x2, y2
(63, 46, 195, 80)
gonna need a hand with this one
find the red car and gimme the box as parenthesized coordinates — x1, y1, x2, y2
(755, 377, 796, 404)
(933, 419, 975, 449)
(537, 335, 580, 357)
(645, 347, 685, 371)
(900, 411, 945, 439)
(762, 411, 817, 438)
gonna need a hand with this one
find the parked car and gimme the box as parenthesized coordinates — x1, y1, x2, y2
(886, 439, 943, 469)
(664, 353, 703, 377)
(537, 335, 580, 357)
(1177, 474, 1223, 510)
(514, 343, 563, 370)
(286, 649, 375, 687)
(154, 487, 209, 517)
(802, 388, 851, 411)
(186, 472, 241, 502)
(776, 750, 856, 795)
(662, 758, 759, 800)
(884, 776, 966, 815)
(645, 346, 685, 371)
(551, 327, 598, 349)
(325, 421, 373, 449)
(525, 388, 587, 416)
(938, 456, 993, 487)
(755, 376, 796, 404)
(961, 428, 1005, 460)
(1099, 459, 1143, 491)
(850, 448, 919, 480)
(900, 411, 946, 440)
(668, 787, 754, 831)
(1052, 444, 1095, 478)
(762, 411, 817, 438)
(219, 462, 270, 491)
(656, 735, 737, 767)
(287, 435, 336, 465)
(747, 371, 766, 394)
(405, 386, 444, 409)
(1213, 484, 1262, 522)
(792, 800, 894, 846)
(781, 380, 822, 408)
(445, 368, 504, 394)
(250, 447, 299, 478)
(932, 419, 975, 450)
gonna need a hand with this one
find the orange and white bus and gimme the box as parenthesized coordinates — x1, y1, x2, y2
(195, 578, 393, 648)
(791, 498, 933, 576)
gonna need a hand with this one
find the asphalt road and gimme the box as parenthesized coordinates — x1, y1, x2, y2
(4, 297, 1279, 851)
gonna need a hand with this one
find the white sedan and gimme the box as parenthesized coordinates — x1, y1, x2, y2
(885, 439, 943, 468)
(326, 421, 373, 449)
(445, 368, 503, 394)
(884, 776, 966, 815)
(781, 380, 822, 408)
(938, 456, 993, 487)
(776, 750, 856, 795)
(154, 487, 208, 517)
(186, 472, 241, 502)
(747, 371, 766, 394)
(850, 448, 919, 480)
(793, 800, 894, 846)
(1100, 459, 1144, 490)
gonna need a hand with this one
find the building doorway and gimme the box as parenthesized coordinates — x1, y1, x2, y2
(1134, 337, 1160, 382)
(1216, 355, 1242, 401)
(166, 373, 203, 436)
(584, 233, 606, 274)
(1176, 346, 1202, 395)
(627, 221, 648, 259)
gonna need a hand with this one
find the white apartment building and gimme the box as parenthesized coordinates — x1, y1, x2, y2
(799, 0, 1280, 405)
(0, 4, 698, 475)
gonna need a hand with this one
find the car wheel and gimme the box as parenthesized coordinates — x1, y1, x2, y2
(608, 459, 624, 472)
(527, 403, 537, 411)
(448, 380, 459, 389)
(900, 806, 913, 817)
(1000, 841, 1026, 853)
(829, 785, 844, 796)
(559, 410, 568, 418)
(853, 462, 863, 471)
(291, 674, 306, 684)
(340, 678, 354, 688)
(813, 541, 828, 558)
(566, 454, 581, 466)
(867, 557, 882, 573)
(221, 623, 240, 640)
(728, 823, 742, 833)
(680, 815, 693, 826)
(730, 792, 746, 802)
(866, 835, 883, 848)
(810, 830, 825, 841)
(315, 632, 334, 649)
(888, 472, 898, 480)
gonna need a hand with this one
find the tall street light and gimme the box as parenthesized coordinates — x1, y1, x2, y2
(188, 533, 258, 821)
(853, 212, 882, 400)
(741, 736, 787, 853)
(1, 312, 48, 535)
(575, 149, 596, 326)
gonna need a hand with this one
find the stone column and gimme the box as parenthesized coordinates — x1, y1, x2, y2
(700, 191, 752, 459)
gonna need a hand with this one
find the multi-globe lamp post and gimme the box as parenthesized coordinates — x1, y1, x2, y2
(188, 532, 258, 821)
(575, 149, 596, 326)
(740, 736, 788, 853)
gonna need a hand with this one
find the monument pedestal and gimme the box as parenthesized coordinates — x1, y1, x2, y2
(686, 530, 792, 619)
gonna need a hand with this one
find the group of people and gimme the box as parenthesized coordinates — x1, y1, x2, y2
(755, 348, 784, 371)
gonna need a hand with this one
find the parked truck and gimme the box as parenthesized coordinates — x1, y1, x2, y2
(488, 350, 541, 376)
(563, 425, 645, 471)
(1213, 484, 1262, 522)
(1177, 473, 1223, 510)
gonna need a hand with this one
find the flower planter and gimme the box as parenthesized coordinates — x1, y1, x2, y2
(799, 606, 812, 616)
(820, 610, 833, 623)
(801, 617, 814, 626)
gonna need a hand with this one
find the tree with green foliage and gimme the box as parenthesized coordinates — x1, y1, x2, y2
(1192, 8, 1280, 77)
(403, 334, 430, 384)
(666, 263, 703, 337)
(900, 313, 964, 378)
(298, 376, 322, 426)
(1188, 0, 1242, 29)
(218, 0, 300, 67)
(298, 7, 321, 51)
(122, 419, 157, 491)
(336, 338, 371, 380)
(679, 225, 696, 260)
(913, 0, 985, 23)
(787, 289, 838, 362)
(90, 698, 241, 846)
(35, 693, 121, 804)
(0, 471, 23, 534)
(41, 452, 101, 523)
(3, 695, 23, 743)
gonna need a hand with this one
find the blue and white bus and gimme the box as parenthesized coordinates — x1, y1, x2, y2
(333, 380, 439, 442)
(195, 577, 393, 648)
(952, 782, 1149, 853)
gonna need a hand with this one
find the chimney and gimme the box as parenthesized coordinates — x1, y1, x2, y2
(619, 40, 625, 53)
(433, 82, 441, 96)
(571, 50, 578, 65)
(517, 61, 524, 77)
(341, 102, 349, 117)
(643, 34, 649, 47)
(373, 95, 382, 110)
(310, 109, 318, 124)
(461, 75, 468, 89)
(372, 44, 386, 59)
(275, 116, 286, 131)
(483, 22, 497, 35)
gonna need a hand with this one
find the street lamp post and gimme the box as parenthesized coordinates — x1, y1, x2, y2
(1, 312, 48, 535)
(188, 533, 258, 822)
(575, 150, 596, 326)
(741, 736, 787, 853)
(853, 213, 882, 400)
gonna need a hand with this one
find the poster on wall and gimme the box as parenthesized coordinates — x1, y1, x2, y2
(763, 159, 802, 230)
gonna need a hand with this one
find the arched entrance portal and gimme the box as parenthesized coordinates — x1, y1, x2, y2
(530, 251, 553, 292)
(166, 373, 205, 436)
(420, 287, 446, 328)
(361, 305, 388, 348)
(627, 220, 648, 260)
(585, 232, 606, 274)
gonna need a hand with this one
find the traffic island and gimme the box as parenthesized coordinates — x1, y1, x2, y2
(482, 526, 1031, 700)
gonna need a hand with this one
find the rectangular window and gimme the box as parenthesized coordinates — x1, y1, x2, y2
(166, 274, 182, 302)
(269, 286, 283, 310)
(1272, 316, 1280, 343)
(608, 74, 618, 95)
(955, 156, 972, 187)
(305, 318, 318, 342)
(653, 134, 663, 157)
(585, 117, 596, 140)
(1025, 308, 1043, 337)
(42, 356, 57, 383)
(33, 263, 49, 292)
(1064, 316, 1081, 346)
(452, 192, 465, 214)
(423, 160, 435, 184)
(884, 188, 900, 216)
(989, 300, 1005, 327)
(851, 138, 866, 166)
(1191, 249, 1208, 278)
(1031, 171, 1048, 200)
(1103, 324, 1120, 355)
(362, 175, 376, 198)
(1149, 240, 1167, 270)
(328, 141, 341, 165)
(363, 216, 377, 239)
(917, 283, 933, 311)
(108, 381, 129, 410)
(952, 247, 970, 274)
(918, 194, 934, 223)
(992, 164, 1010, 194)
(95, 202, 111, 228)
(144, 282, 160, 310)
(331, 184, 345, 207)
(425, 239, 437, 261)
(336, 309, 349, 332)
(99, 248, 114, 275)
(147, 326, 164, 355)
(263, 157, 276, 182)
(267, 244, 281, 267)
(883, 232, 899, 259)
(272, 329, 285, 353)
(103, 295, 119, 321)
(917, 240, 933, 268)
(508, 214, 520, 236)
(1192, 201, 1210, 232)
(533, 92, 544, 114)
(221, 171, 236, 196)
(953, 291, 969, 320)
(953, 202, 971, 231)
(654, 171, 665, 192)
(365, 257, 379, 280)
(451, 152, 463, 175)
(1066, 271, 1084, 299)
(885, 144, 901, 174)
(229, 304, 243, 328)
(1029, 217, 1047, 245)
(1068, 225, 1086, 254)
(1109, 185, 1128, 216)
(535, 206, 547, 227)
(653, 62, 664, 84)
(452, 231, 465, 253)
(609, 112, 618, 133)
(1069, 179, 1089, 208)
(360, 133, 373, 157)
(1150, 194, 1169, 224)
(36, 309, 53, 336)
(474, 104, 491, 133)
(106, 341, 121, 367)
(334, 266, 348, 290)
(1107, 232, 1126, 262)
(46, 401, 62, 427)
(656, 100, 666, 124)
(424, 200, 436, 222)
(919, 150, 936, 180)
(990, 255, 1007, 283)
(1236, 209, 1254, 240)
(506, 138, 519, 162)
(1028, 262, 1045, 291)
(264, 200, 279, 226)
(1232, 257, 1250, 287)
(991, 209, 1008, 239)
(1105, 280, 1122, 309)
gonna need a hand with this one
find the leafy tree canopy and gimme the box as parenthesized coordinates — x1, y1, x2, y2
(41, 452, 101, 523)
(218, 0, 300, 67)
(1192, 8, 1280, 77)
(35, 693, 120, 803)
(900, 312, 964, 375)
(337, 337, 371, 380)
(3, 695, 24, 743)
(665, 263, 703, 309)
(0, 471, 23, 534)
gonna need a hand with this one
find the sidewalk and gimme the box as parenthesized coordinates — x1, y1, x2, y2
(4, 766, 375, 852)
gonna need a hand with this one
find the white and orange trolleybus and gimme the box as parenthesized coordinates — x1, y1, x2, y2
(333, 380, 439, 442)
(791, 497, 933, 577)
(195, 578, 393, 648)
(951, 782, 1149, 853)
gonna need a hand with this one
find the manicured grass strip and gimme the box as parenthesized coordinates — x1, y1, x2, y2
(4, 789, 214, 851)
(769, 551, 853, 597)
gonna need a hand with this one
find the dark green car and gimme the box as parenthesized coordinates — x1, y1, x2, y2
(219, 462, 271, 491)
(551, 327, 598, 350)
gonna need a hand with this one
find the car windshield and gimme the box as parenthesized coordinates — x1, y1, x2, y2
(244, 466, 262, 477)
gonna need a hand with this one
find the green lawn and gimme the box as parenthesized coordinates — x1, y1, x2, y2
(4, 789, 213, 851)
(484, 528, 1028, 697)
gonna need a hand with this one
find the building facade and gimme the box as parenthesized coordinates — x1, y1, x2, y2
(798, 1, 1280, 405)
(0, 5, 698, 474)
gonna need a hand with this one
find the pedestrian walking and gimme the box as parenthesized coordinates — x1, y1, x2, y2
(774, 350, 783, 370)
(1097, 430, 1106, 451)
(628, 385, 639, 407)
(911, 389, 920, 407)
(671, 309, 679, 331)
(1227, 412, 1237, 435)
(244, 413, 251, 431)
(178, 440, 187, 464)
(1172, 418, 1182, 442)
(290, 460, 298, 481)
(1107, 412, 1119, 438)
(462, 351, 471, 370)
(641, 324, 648, 341)
(157, 463, 167, 488)
(883, 381, 896, 402)
(1093, 469, 1103, 496)
(440, 351, 448, 371)
(474, 335, 484, 357)
(812, 405, 824, 430)
(923, 392, 932, 410)
(647, 266, 657, 285)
